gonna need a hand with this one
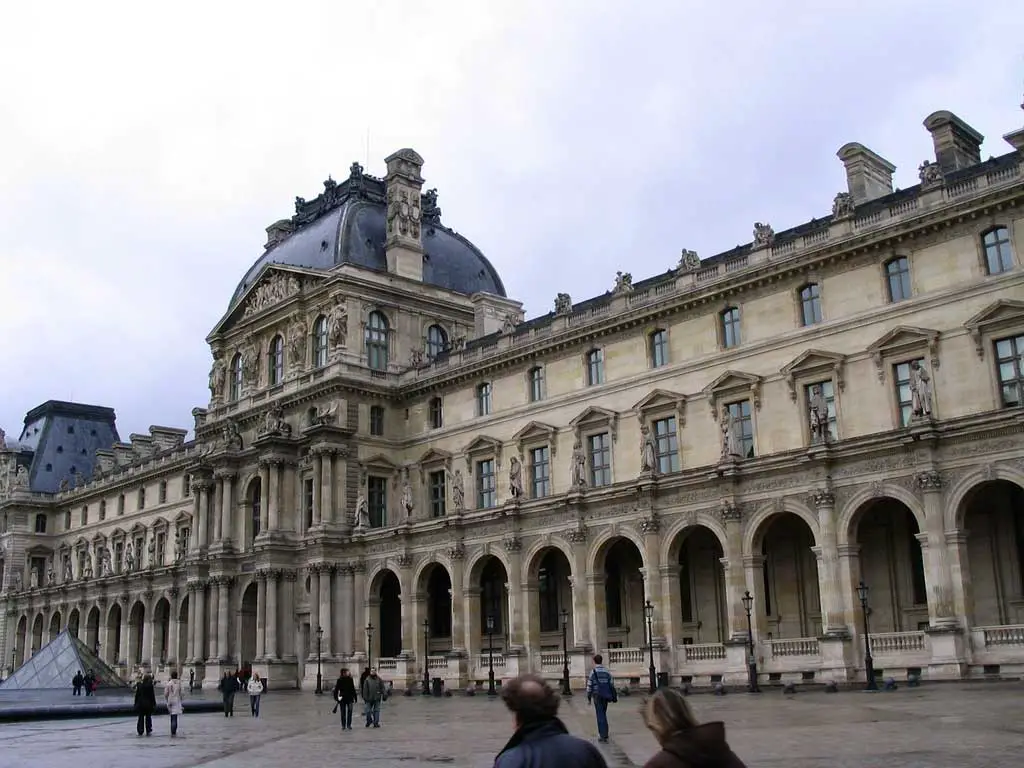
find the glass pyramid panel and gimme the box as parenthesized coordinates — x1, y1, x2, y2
(0, 629, 127, 690)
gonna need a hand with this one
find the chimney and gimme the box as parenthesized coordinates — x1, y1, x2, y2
(265, 219, 294, 249)
(923, 111, 984, 173)
(383, 148, 425, 283)
(837, 143, 896, 204)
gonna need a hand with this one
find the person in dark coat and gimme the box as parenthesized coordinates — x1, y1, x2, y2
(494, 674, 607, 768)
(218, 671, 239, 716)
(640, 687, 747, 768)
(133, 673, 157, 737)
(333, 669, 358, 729)
(72, 670, 84, 696)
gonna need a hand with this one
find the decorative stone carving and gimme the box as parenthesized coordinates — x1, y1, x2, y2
(400, 468, 414, 519)
(422, 188, 441, 222)
(613, 271, 634, 294)
(567, 522, 588, 544)
(719, 500, 742, 523)
(63, 557, 73, 583)
(554, 293, 572, 316)
(753, 222, 775, 248)
(147, 535, 157, 568)
(288, 317, 307, 366)
(208, 354, 226, 401)
(29, 569, 39, 589)
(174, 529, 186, 562)
(354, 495, 369, 531)
(909, 361, 934, 419)
(387, 187, 421, 239)
(409, 348, 425, 367)
(508, 455, 524, 500)
(918, 160, 944, 187)
(59, 476, 70, 493)
(309, 401, 338, 427)
(451, 469, 465, 513)
(240, 335, 260, 386)
(570, 439, 587, 489)
(808, 385, 831, 444)
(640, 425, 657, 475)
(100, 548, 113, 577)
(831, 192, 855, 219)
(13, 464, 28, 489)
(243, 272, 302, 317)
(503, 536, 522, 553)
(223, 418, 244, 451)
(46, 559, 55, 586)
(678, 249, 701, 272)
(639, 516, 660, 535)
(501, 313, 519, 335)
(720, 408, 744, 461)
(124, 541, 135, 572)
(81, 547, 93, 579)
(395, 552, 414, 569)
(812, 489, 835, 509)
(260, 403, 291, 438)
(915, 470, 943, 492)
(8, 569, 22, 592)
(446, 543, 465, 561)
(327, 296, 348, 351)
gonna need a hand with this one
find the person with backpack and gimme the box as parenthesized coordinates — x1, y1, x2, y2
(585, 654, 617, 743)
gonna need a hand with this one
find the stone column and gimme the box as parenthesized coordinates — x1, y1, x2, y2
(309, 567, 321, 651)
(398, 555, 414, 654)
(258, 463, 271, 533)
(189, 486, 202, 551)
(837, 544, 862, 630)
(337, 565, 353, 656)
(217, 578, 231, 661)
(947, 530, 972, 627)
(449, 546, 467, 653)
(206, 583, 219, 661)
(141, 593, 154, 667)
(212, 476, 224, 541)
(917, 471, 958, 628)
(584, 573, 605, 651)
(268, 461, 281, 531)
(505, 538, 524, 647)
(167, 589, 180, 666)
(197, 483, 210, 549)
(119, 602, 130, 664)
(639, 517, 665, 641)
(352, 563, 366, 654)
(185, 585, 197, 661)
(721, 502, 750, 640)
(311, 453, 323, 528)
(321, 450, 334, 524)
(740, 554, 766, 639)
(812, 489, 847, 634)
(659, 564, 682, 648)
(255, 573, 267, 660)
(220, 472, 235, 543)
(319, 564, 334, 656)
(193, 584, 206, 664)
(266, 571, 279, 659)
(97, 606, 110, 665)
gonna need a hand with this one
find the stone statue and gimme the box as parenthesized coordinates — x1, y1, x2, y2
(63, 557, 73, 583)
(451, 469, 465, 512)
(554, 293, 572, 316)
(501, 314, 518, 335)
(209, 355, 226, 400)
(910, 361, 933, 418)
(327, 297, 348, 349)
(354, 495, 369, 531)
(46, 559, 55, 586)
(918, 160, 943, 186)
(147, 535, 157, 568)
(29, 569, 39, 589)
(0, 426, 5, 445)
(240, 336, 260, 385)
(640, 425, 658, 474)
(613, 271, 634, 293)
(223, 419, 244, 450)
(124, 542, 135, 572)
(101, 548, 113, 577)
(9, 570, 22, 592)
(59, 476, 70, 493)
(721, 407, 744, 460)
(809, 386, 830, 443)
(82, 549, 93, 579)
(753, 222, 775, 248)
(243, 272, 303, 317)
(678, 249, 701, 272)
(570, 439, 587, 488)
(288, 318, 307, 366)
(262, 403, 290, 437)
(832, 192, 855, 219)
(400, 468, 414, 519)
(509, 456, 523, 499)
(174, 530, 186, 561)
(310, 401, 338, 427)
(13, 464, 28, 489)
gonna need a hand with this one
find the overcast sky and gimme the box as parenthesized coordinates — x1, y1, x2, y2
(1, 0, 1022, 441)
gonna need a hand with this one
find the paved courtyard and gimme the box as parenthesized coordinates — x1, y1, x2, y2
(4, 682, 1023, 768)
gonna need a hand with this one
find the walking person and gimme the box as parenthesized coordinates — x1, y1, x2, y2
(494, 674, 608, 767)
(188, 668, 195, 693)
(640, 687, 747, 768)
(71, 670, 84, 696)
(360, 667, 384, 728)
(585, 654, 617, 743)
(333, 668, 357, 729)
(133, 673, 157, 737)
(164, 670, 184, 737)
(247, 672, 265, 717)
(218, 671, 239, 717)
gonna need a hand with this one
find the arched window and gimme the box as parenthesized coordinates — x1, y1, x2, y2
(312, 315, 329, 368)
(982, 226, 1013, 275)
(229, 353, 243, 401)
(268, 335, 284, 385)
(426, 324, 448, 358)
(365, 311, 389, 371)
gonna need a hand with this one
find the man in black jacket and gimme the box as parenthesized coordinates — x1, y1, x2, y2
(133, 673, 157, 736)
(332, 669, 358, 729)
(494, 674, 608, 768)
(218, 671, 239, 717)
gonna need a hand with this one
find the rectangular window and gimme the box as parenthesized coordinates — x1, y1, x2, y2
(721, 308, 741, 348)
(155, 532, 165, 565)
(585, 349, 604, 386)
(138, 487, 146, 510)
(64, 510, 71, 530)
(653, 416, 680, 473)
(476, 459, 496, 509)
(183, 474, 192, 497)
(80, 506, 88, 526)
(368, 476, 387, 528)
(886, 257, 911, 302)
(118, 494, 125, 515)
(114, 542, 123, 574)
(529, 446, 551, 498)
(587, 432, 612, 487)
(528, 367, 544, 402)
(726, 400, 755, 458)
(369, 405, 385, 436)
(303, 478, 314, 530)
(995, 335, 1024, 408)
(538, 566, 560, 632)
(799, 284, 822, 326)
(893, 359, 923, 427)
(805, 380, 838, 442)
(650, 330, 668, 368)
(983, 227, 1013, 275)
(428, 397, 443, 429)
(428, 470, 447, 518)
(476, 383, 492, 416)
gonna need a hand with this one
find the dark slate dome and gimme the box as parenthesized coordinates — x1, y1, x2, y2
(230, 166, 506, 306)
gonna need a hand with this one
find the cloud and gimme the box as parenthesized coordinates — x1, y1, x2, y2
(1, 0, 1022, 437)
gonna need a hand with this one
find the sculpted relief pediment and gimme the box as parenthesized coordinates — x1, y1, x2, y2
(965, 299, 1024, 357)
(780, 350, 847, 401)
(867, 325, 940, 380)
(703, 370, 762, 418)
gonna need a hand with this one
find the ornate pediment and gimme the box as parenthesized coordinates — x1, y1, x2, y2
(569, 406, 619, 442)
(463, 435, 503, 470)
(73, 537, 89, 550)
(632, 390, 687, 426)
(109, 527, 127, 540)
(418, 448, 452, 468)
(867, 325, 940, 381)
(152, 517, 169, 532)
(211, 265, 325, 337)
(512, 421, 559, 454)
(780, 350, 847, 401)
(173, 510, 192, 525)
(965, 300, 1024, 357)
(702, 370, 763, 418)
(360, 454, 398, 474)
(129, 522, 147, 536)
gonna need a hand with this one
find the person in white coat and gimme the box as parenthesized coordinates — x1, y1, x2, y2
(164, 670, 184, 736)
(247, 672, 266, 717)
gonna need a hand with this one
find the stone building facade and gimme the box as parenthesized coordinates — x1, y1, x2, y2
(3, 107, 1024, 690)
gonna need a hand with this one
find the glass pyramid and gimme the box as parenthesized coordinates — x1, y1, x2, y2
(0, 630, 127, 691)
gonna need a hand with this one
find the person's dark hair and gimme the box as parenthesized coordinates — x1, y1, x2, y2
(170, 670, 178, 679)
(593, 654, 603, 664)
(501, 674, 560, 725)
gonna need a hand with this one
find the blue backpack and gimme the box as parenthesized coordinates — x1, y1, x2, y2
(590, 669, 617, 703)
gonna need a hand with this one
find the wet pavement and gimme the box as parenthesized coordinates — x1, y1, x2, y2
(4, 682, 1022, 767)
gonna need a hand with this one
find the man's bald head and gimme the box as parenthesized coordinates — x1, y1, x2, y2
(501, 674, 560, 726)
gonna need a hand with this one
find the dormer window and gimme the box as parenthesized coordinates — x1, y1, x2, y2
(268, 335, 285, 385)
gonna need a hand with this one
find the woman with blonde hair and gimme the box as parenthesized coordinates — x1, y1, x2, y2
(640, 688, 746, 768)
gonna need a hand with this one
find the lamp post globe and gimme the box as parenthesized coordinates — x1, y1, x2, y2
(857, 581, 878, 691)
(644, 600, 657, 693)
(486, 615, 497, 697)
(314, 625, 324, 695)
(741, 590, 760, 693)
(422, 619, 431, 695)
(559, 608, 572, 696)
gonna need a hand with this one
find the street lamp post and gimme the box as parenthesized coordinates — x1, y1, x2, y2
(366, 623, 374, 668)
(486, 615, 496, 697)
(644, 600, 657, 694)
(560, 609, 572, 697)
(314, 625, 324, 695)
(857, 581, 878, 691)
(741, 591, 760, 693)
(422, 619, 431, 695)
